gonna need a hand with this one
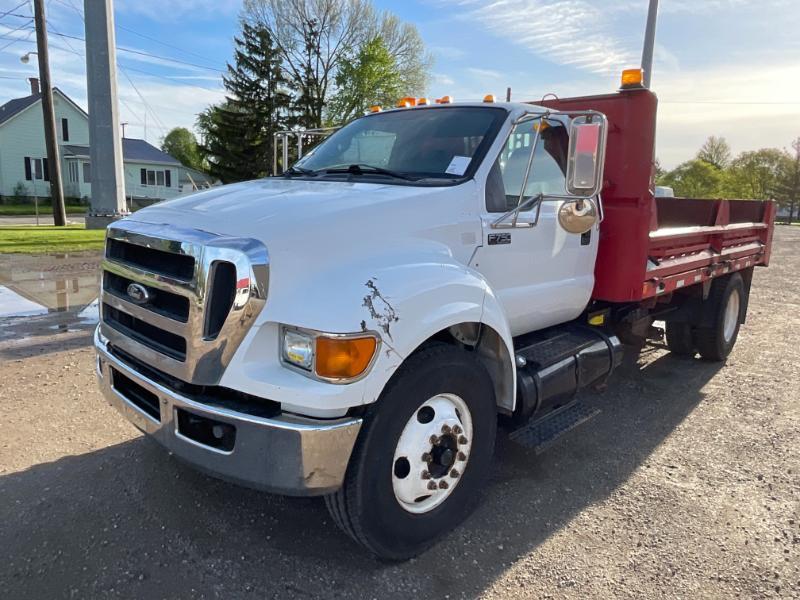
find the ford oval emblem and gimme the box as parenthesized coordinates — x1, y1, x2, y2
(126, 282, 150, 304)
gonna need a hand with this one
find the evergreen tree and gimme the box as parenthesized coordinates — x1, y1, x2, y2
(197, 22, 293, 182)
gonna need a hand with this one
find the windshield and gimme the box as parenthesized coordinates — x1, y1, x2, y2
(295, 106, 507, 184)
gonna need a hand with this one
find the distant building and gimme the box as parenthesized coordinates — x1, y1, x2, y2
(0, 78, 208, 203)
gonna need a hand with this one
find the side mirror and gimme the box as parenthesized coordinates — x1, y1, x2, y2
(558, 198, 598, 234)
(566, 115, 607, 197)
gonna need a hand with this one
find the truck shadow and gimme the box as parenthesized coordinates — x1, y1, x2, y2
(0, 348, 722, 599)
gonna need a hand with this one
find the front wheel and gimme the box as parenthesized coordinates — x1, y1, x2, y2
(325, 343, 497, 560)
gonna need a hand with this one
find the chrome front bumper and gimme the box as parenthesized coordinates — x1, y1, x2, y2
(95, 329, 362, 496)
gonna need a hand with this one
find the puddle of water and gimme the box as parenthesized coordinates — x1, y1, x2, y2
(0, 286, 49, 318)
(0, 251, 102, 343)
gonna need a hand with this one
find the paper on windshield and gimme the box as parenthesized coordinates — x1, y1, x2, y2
(445, 155, 471, 176)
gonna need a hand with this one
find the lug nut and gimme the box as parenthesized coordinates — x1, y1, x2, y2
(450, 469, 460, 478)
(421, 470, 431, 480)
(457, 451, 467, 461)
(458, 435, 468, 445)
(421, 452, 432, 463)
(441, 424, 451, 435)
(452, 425, 462, 435)
(427, 481, 438, 491)
(438, 480, 449, 490)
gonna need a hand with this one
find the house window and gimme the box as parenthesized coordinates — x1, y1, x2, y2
(68, 162, 80, 183)
(140, 168, 173, 187)
(61, 118, 69, 142)
(24, 157, 50, 181)
(83, 162, 91, 183)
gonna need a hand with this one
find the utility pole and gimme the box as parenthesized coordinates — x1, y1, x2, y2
(84, 0, 127, 228)
(33, 0, 67, 226)
(641, 0, 659, 88)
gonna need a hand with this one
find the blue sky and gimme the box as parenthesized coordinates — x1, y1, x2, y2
(1, 0, 799, 167)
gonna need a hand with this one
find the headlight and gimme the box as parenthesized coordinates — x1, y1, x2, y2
(282, 329, 314, 371)
(281, 327, 379, 382)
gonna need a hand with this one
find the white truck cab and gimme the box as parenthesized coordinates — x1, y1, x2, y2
(95, 100, 617, 559)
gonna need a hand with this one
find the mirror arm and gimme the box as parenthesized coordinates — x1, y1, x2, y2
(513, 123, 544, 227)
(491, 193, 544, 229)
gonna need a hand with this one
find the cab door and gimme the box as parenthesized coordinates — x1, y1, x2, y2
(470, 119, 599, 336)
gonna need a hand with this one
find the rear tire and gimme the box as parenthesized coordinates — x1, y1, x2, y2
(665, 322, 695, 356)
(325, 343, 497, 560)
(693, 273, 744, 361)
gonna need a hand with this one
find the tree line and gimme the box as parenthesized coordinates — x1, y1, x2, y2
(657, 136, 800, 221)
(162, 0, 431, 184)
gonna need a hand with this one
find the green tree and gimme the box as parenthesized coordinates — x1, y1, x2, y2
(773, 138, 800, 222)
(697, 136, 732, 169)
(244, 0, 430, 128)
(725, 148, 792, 199)
(658, 159, 726, 198)
(197, 22, 294, 182)
(326, 35, 403, 124)
(161, 127, 203, 171)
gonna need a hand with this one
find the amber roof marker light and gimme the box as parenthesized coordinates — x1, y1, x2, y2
(620, 68, 645, 90)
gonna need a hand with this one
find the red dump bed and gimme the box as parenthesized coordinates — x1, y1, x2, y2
(540, 90, 776, 304)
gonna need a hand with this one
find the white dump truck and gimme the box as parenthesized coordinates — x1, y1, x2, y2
(95, 75, 775, 559)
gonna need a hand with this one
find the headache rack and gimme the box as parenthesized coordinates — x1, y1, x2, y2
(539, 90, 776, 303)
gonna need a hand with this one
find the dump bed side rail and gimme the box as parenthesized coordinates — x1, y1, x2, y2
(642, 197, 776, 299)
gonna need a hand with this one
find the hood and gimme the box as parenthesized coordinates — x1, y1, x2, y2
(127, 177, 481, 268)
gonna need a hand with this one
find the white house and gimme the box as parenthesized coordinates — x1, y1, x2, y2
(0, 79, 189, 203)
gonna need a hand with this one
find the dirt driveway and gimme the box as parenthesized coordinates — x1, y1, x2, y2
(0, 228, 798, 599)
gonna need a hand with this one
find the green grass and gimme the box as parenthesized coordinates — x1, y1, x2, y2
(0, 224, 105, 254)
(0, 203, 87, 216)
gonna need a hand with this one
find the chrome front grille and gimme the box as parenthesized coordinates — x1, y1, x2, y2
(99, 220, 269, 385)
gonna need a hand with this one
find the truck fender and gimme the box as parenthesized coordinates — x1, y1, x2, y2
(357, 263, 517, 415)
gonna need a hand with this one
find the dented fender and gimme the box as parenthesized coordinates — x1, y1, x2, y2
(219, 247, 516, 418)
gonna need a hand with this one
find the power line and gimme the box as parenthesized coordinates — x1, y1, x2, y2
(120, 64, 222, 94)
(44, 20, 169, 141)
(119, 66, 169, 136)
(0, 0, 29, 20)
(39, 28, 225, 72)
(515, 93, 800, 107)
(0, 20, 33, 52)
(51, 0, 221, 67)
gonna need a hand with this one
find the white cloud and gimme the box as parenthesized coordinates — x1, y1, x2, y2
(655, 61, 800, 167)
(429, 45, 466, 60)
(465, 67, 502, 80)
(440, 0, 636, 75)
(431, 72, 456, 86)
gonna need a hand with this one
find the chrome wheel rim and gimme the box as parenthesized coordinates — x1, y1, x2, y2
(391, 393, 473, 514)
(723, 288, 740, 343)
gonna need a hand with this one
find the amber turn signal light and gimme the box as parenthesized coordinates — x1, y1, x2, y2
(315, 336, 378, 380)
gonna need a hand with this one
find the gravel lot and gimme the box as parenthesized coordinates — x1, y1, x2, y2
(0, 227, 798, 599)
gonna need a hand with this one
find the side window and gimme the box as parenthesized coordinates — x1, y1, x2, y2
(486, 121, 569, 213)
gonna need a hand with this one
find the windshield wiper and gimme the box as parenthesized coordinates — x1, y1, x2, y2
(283, 165, 316, 177)
(321, 164, 417, 181)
